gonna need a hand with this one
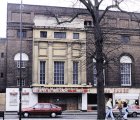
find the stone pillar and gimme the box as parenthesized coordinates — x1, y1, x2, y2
(48, 42, 53, 84)
(33, 42, 38, 83)
(81, 43, 86, 84)
(82, 93, 87, 111)
(67, 43, 72, 84)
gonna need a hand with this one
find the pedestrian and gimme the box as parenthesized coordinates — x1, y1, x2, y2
(117, 99, 123, 115)
(105, 98, 115, 120)
(123, 101, 129, 120)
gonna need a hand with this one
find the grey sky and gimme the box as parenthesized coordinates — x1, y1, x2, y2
(0, 0, 140, 38)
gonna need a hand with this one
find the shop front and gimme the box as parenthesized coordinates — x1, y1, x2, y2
(87, 87, 140, 111)
(32, 85, 91, 111)
(38, 93, 80, 110)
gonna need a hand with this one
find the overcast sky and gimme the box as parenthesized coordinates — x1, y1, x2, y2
(0, 0, 140, 38)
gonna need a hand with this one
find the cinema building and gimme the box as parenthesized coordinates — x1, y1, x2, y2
(5, 3, 140, 111)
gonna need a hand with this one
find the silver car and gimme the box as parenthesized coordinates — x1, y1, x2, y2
(113, 105, 140, 117)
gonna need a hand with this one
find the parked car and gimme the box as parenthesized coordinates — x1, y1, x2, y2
(21, 103, 62, 118)
(113, 105, 140, 117)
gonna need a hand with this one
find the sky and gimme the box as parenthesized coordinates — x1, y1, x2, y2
(0, 0, 140, 38)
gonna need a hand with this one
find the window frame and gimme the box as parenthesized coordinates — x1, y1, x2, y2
(17, 30, 26, 38)
(54, 61, 64, 84)
(17, 78, 25, 86)
(121, 35, 130, 43)
(54, 32, 66, 39)
(73, 33, 79, 39)
(120, 56, 132, 86)
(40, 31, 47, 38)
(93, 59, 105, 86)
(40, 61, 46, 84)
(73, 61, 79, 84)
(17, 61, 26, 68)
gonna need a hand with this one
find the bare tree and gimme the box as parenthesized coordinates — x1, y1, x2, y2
(78, 0, 126, 119)
(46, 0, 135, 119)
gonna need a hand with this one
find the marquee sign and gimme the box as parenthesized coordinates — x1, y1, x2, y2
(32, 87, 90, 93)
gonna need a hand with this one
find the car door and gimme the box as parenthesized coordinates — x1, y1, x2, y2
(43, 103, 51, 115)
(31, 103, 43, 115)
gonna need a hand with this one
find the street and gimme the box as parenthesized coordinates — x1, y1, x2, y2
(1, 112, 140, 120)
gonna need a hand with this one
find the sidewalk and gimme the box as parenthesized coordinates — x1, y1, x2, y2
(62, 110, 97, 115)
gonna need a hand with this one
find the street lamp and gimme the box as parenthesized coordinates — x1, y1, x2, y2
(19, 0, 23, 120)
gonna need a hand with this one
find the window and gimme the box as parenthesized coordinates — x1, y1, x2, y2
(34, 103, 44, 108)
(54, 61, 64, 84)
(73, 61, 78, 84)
(17, 61, 25, 68)
(17, 78, 25, 86)
(1, 53, 4, 58)
(44, 104, 51, 108)
(40, 61, 46, 84)
(14, 53, 29, 68)
(120, 56, 132, 86)
(40, 31, 47, 38)
(84, 21, 92, 26)
(17, 30, 26, 38)
(121, 35, 130, 43)
(54, 32, 66, 38)
(73, 33, 79, 39)
(93, 59, 105, 86)
(1, 73, 3, 78)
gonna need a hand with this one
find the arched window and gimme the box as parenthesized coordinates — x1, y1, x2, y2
(14, 53, 29, 68)
(120, 56, 132, 86)
(93, 59, 105, 86)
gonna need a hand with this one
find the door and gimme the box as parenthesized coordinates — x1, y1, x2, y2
(67, 97, 78, 110)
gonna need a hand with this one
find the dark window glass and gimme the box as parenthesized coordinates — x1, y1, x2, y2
(93, 62, 97, 86)
(120, 63, 131, 86)
(1, 53, 4, 58)
(17, 61, 26, 68)
(54, 32, 66, 38)
(73, 61, 78, 84)
(121, 35, 130, 43)
(40, 61, 46, 84)
(84, 21, 92, 26)
(17, 78, 25, 86)
(54, 61, 64, 84)
(73, 33, 79, 39)
(40, 31, 47, 38)
(17, 30, 26, 38)
(1, 73, 3, 78)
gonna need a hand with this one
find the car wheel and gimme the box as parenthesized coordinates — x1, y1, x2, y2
(50, 112, 56, 118)
(132, 112, 137, 117)
(23, 112, 29, 118)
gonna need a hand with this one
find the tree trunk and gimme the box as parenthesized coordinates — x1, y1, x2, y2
(94, 25, 105, 119)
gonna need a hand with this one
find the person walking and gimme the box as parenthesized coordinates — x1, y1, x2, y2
(117, 99, 123, 115)
(105, 98, 115, 120)
(123, 101, 129, 120)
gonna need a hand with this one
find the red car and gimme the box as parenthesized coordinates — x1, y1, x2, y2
(21, 103, 62, 118)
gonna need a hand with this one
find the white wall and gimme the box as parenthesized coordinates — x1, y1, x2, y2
(34, 15, 85, 28)
(6, 88, 38, 111)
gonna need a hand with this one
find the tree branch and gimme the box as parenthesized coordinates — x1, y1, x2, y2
(97, 0, 104, 8)
(79, 0, 96, 22)
(46, 9, 88, 25)
(99, 4, 117, 22)
(99, 0, 125, 23)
